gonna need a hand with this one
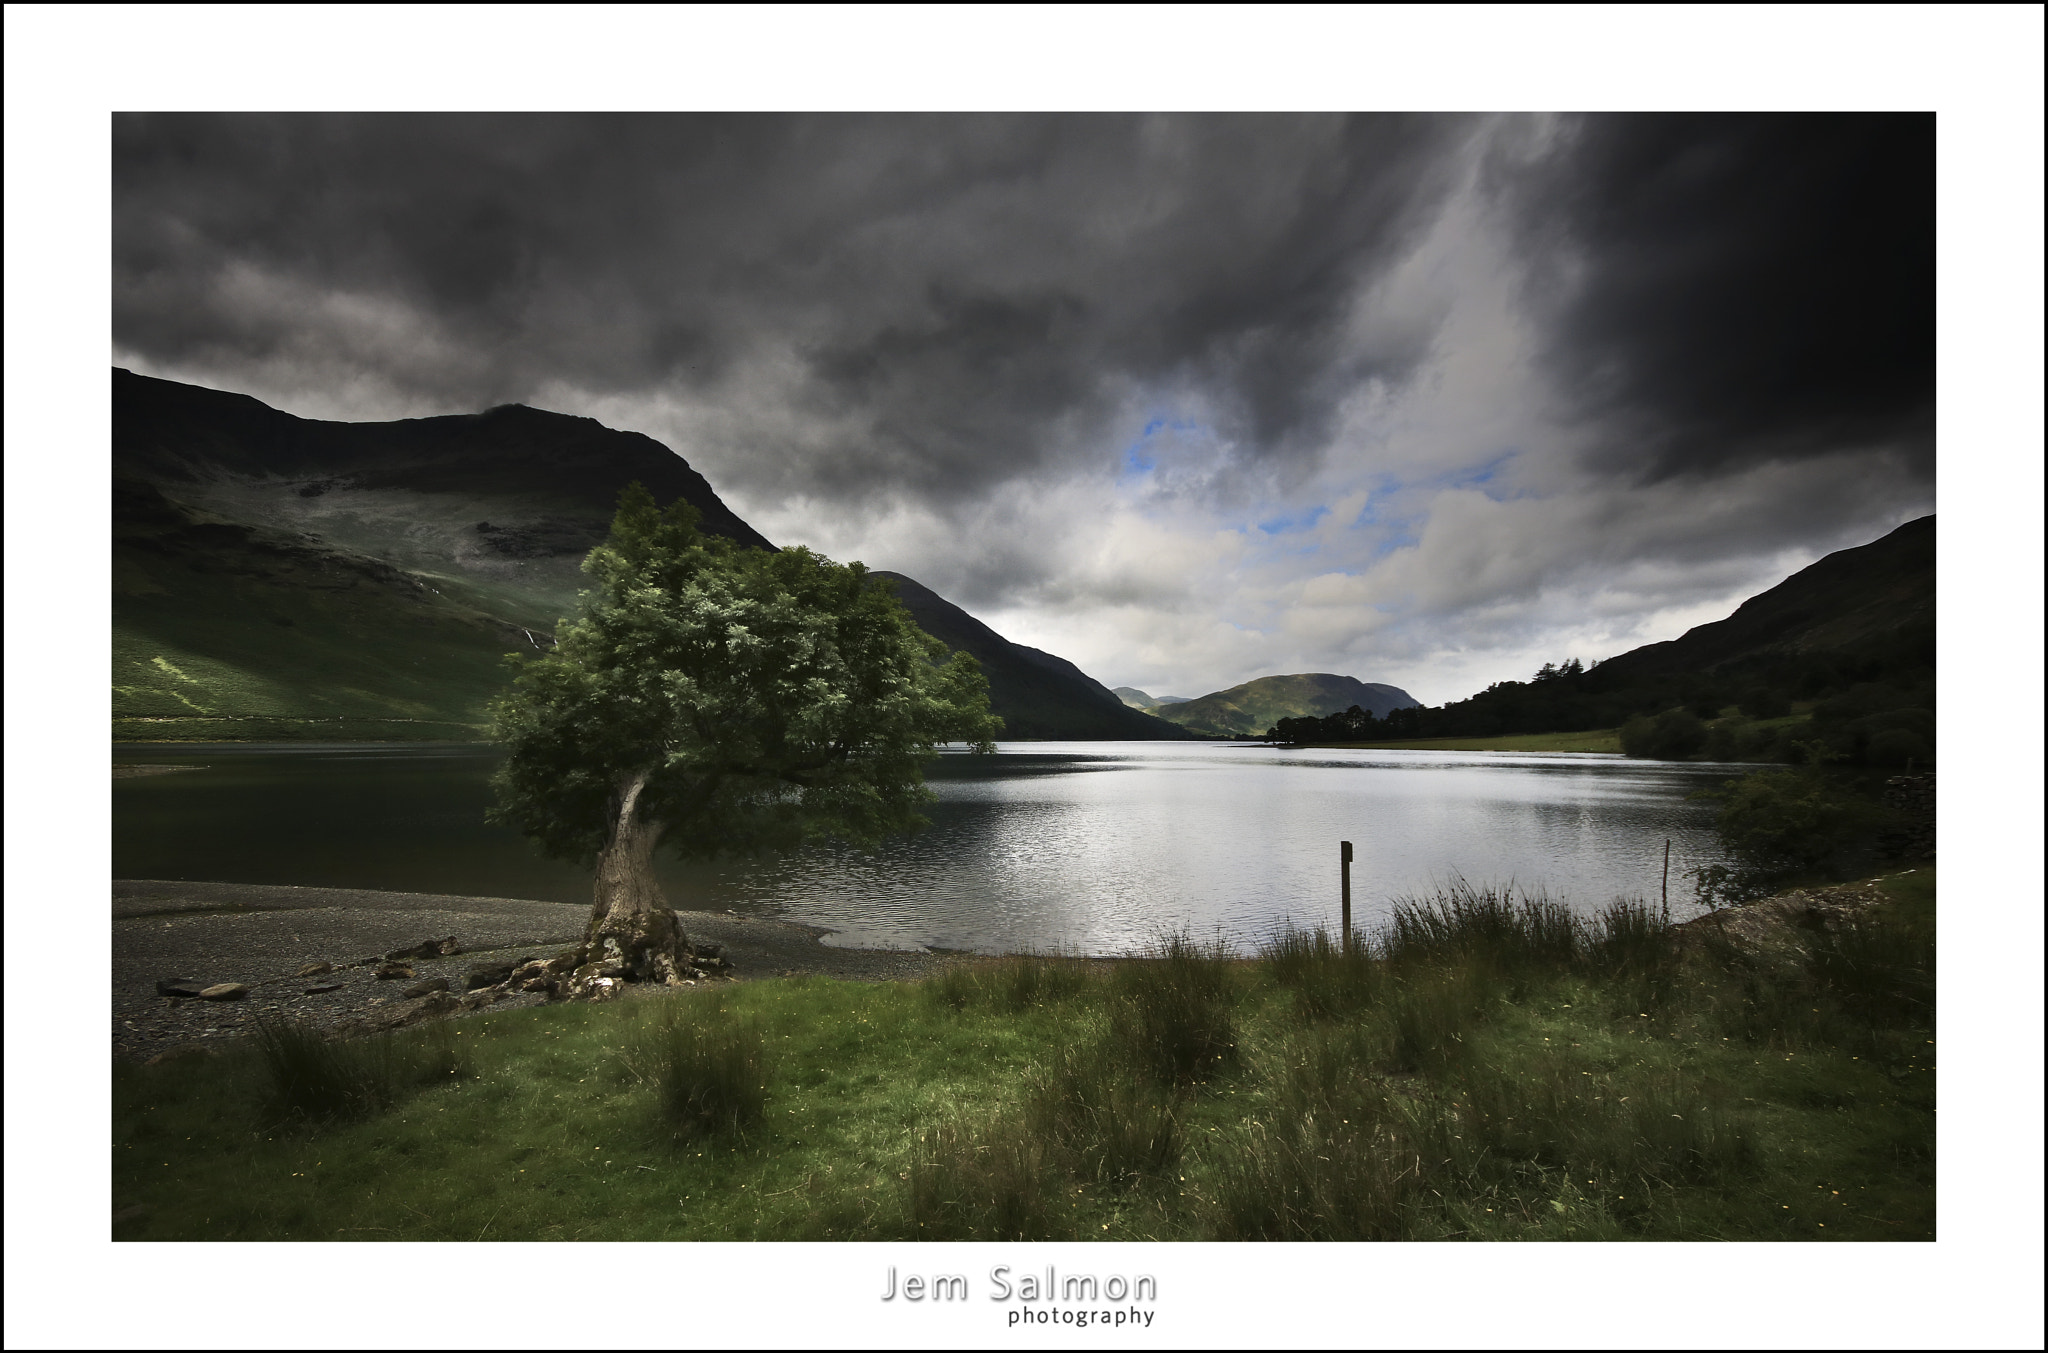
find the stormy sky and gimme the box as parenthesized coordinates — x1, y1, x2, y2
(111, 111, 1937, 704)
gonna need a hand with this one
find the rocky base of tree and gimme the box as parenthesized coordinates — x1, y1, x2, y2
(480, 911, 735, 1004)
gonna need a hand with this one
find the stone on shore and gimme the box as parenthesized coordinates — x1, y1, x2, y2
(198, 983, 248, 1001)
(385, 938, 457, 961)
(401, 977, 452, 999)
(295, 961, 334, 978)
(339, 990, 460, 1036)
(156, 978, 207, 999)
(465, 961, 517, 991)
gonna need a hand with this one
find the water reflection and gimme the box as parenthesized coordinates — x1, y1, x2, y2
(113, 741, 1735, 954)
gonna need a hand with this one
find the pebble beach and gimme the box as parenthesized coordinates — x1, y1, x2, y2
(113, 879, 948, 1060)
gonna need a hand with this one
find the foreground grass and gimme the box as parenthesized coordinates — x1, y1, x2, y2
(113, 873, 1934, 1241)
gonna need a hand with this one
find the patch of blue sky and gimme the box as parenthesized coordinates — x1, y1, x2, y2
(1254, 505, 1329, 536)
(1441, 450, 1523, 500)
(1343, 475, 1410, 527)
(1343, 493, 1424, 556)
(1369, 530, 1421, 558)
(1117, 415, 1210, 483)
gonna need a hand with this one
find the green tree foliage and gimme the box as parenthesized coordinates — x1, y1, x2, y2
(1618, 708, 1709, 760)
(1687, 750, 1894, 907)
(1809, 683, 1935, 768)
(488, 484, 999, 988)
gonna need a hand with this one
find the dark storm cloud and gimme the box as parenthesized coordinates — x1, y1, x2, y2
(113, 112, 1468, 502)
(1493, 113, 1935, 483)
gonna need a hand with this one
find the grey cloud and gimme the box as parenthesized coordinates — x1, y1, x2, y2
(111, 112, 1936, 704)
(115, 113, 1469, 506)
(1489, 113, 1935, 485)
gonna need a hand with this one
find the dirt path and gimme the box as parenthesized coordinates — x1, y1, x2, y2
(113, 880, 948, 1060)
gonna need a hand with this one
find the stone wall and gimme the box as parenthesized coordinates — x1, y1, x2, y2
(1881, 773, 1935, 860)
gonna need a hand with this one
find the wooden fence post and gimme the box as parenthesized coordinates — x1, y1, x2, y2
(1341, 840, 1354, 956)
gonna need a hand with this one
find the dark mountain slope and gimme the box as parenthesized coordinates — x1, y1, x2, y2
(1593, 516, 1933, 681)
(1351, 516, 1935, 754)
(115, 367, 773, 550)
(870, 573, 1193, 740)
(112, 369, 1186, 742)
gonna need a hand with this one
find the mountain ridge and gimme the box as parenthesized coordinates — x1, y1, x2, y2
(110, 368, 1187, 742)
(1592, 515, 1933, 681)
(869, 574, 1192, 740)
(1153, 673, 1421, 738)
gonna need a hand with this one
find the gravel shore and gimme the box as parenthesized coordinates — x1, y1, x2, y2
(113, 880, 949, 1060)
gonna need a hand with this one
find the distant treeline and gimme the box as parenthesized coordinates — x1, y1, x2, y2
(1268, 621, 1933, 767)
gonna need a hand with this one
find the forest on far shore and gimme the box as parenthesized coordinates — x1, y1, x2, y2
(1268, 619, 1934, 770)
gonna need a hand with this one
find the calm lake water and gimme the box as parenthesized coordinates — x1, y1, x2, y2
(112, 741, 1738, 955)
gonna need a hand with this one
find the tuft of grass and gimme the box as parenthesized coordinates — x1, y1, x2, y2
(927, 962, 980, 1011)
(1380, 881, 1583, 987)
(1025, 1040, 1184, 1189)
(1109, 933, 1239, 1085)
(1585, 898, 1680, 1014)
(249, 1015, 468, 1123)
(636, 999, 769, 1138)
(1807, 915, 1933, 1027)
(1378, 964, 1486, 1076)
(250, 1015, 393, 1122)
(1260, 923, 1385, 1022)
(928, 954, 1097, 1013)
(1586, 898, 1670, 973)
(1208, 1051, 1418, 1240)
(1454, 1059, 1757, 1193)
(907, 1119, 1058, 1240)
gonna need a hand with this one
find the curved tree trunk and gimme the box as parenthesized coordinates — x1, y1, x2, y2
(563, 768, 698, 997)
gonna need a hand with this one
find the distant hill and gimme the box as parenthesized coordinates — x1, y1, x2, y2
(1593, 516, 1934, 681)
(1153, 673, 1420, 738)
(871, 575, 1193, 740)
(1113, 687, 1192, 710)
(111, 369, 1185, 742)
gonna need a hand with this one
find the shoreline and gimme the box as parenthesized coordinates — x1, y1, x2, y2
(112, 879, 950, 1060)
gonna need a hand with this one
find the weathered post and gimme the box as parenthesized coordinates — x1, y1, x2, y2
(1661, 838, 1671, 910)
(1341, 840, 1354, 956)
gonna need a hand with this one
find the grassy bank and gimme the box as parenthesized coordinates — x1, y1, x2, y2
(113, 872, 1934, 1241)
(113, 716, 489, 742)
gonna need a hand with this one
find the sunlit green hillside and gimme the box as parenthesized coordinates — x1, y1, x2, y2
(114, 485, 526, 740)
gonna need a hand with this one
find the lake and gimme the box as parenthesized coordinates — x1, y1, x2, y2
(112, 740, 1737, 955)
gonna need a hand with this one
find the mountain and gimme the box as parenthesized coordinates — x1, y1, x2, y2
(113, 368, 782, 739)
(1112, 687, 1192, 710)
(110, 369, 1177, 742)
(1153, 673, 1421, 738)
(871, 575, 1193, 740)
(1355, 516, 1935, 754)
(1591, 516, 1934, 681)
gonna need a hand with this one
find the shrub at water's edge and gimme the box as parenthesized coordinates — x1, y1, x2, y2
(1687, 753, 1901, 907)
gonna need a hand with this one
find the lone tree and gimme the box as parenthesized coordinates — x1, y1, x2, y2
(488, 483, 999, 997)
